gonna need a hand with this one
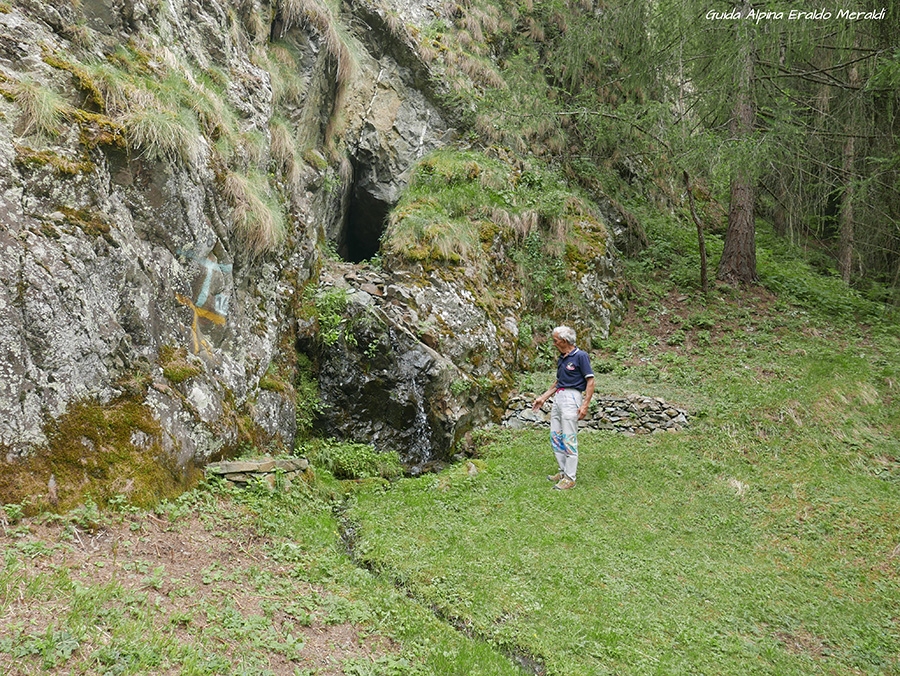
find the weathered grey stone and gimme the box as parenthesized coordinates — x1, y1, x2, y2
(223, 473, 252, 483)
(503, 392, 689, 435)
(207, 461, 264, 475)
(207, 455, 309, 491)
(301, 279, 484, 467)
(275, 458, 309, 472)
(0, 0, 628, 481)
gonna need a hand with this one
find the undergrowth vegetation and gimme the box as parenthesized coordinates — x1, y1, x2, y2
(382, 148, 609, 320)
(384, 149, 602, 264)
(301, 439, 403, 481)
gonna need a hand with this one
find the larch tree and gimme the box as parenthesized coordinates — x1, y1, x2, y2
(716, 0, 759, 284)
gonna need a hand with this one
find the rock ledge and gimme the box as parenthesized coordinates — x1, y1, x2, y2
(205, 457, 310, 490)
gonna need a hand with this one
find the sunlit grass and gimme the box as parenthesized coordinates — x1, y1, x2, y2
(10, 77, 71, 136)
(119, 102, 203, 166)
(349, 295, 900, 675)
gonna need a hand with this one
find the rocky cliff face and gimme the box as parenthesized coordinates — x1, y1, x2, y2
(0, 0, 624, 507)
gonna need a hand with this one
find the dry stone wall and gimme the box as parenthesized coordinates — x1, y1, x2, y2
(505, 393, 690, 435)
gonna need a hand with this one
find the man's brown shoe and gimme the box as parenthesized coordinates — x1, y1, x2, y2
(547, 472, 565, 482)
(553, 477, 576, 490)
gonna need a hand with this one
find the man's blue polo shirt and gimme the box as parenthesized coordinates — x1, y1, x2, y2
(556, 347, 594, 392)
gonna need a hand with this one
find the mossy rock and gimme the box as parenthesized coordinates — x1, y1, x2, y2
(159, 344, 203, 384)
(0, 397, 198, 515)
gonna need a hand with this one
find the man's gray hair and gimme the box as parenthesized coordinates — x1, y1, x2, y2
(553, 325, 576, 345)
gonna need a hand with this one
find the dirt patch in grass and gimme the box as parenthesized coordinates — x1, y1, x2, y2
(773, 628, 832, 659)
(0, 500, 398, 675)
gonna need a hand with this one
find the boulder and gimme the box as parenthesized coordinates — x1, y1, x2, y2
(301, 266, 503, 468)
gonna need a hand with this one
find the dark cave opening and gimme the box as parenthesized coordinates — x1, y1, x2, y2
(340, 179, 392, 263)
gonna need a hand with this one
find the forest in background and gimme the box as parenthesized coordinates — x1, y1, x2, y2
(419, 0, 899, 298)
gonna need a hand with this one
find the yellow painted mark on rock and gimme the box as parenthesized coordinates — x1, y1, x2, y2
(176, 293, 226, 356)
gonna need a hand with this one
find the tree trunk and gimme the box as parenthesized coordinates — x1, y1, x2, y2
(717, 10, 758, 285)
(684, 171, 708, 295)
(838, 56, 860, 284)
(838, 134, 855, 283)
(718, 175, 757, 284)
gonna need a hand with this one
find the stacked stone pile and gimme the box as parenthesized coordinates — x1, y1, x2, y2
(504, 393, 689, 435)
(206, 457, 310, 490)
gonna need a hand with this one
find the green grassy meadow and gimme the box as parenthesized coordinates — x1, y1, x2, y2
(346, 263, 900, 674)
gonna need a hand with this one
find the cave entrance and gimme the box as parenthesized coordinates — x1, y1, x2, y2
(339, 162, 392, 263)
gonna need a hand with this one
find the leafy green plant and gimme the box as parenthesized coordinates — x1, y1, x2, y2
(1, 503, 25, 526)
(64, 498, 104, 533)
(449, 379, 470, 397)
(294, 353, 321, 439)
(342, 654, 418, 676)
(311, 286, 356, 347)
(305, 440, 402, 480)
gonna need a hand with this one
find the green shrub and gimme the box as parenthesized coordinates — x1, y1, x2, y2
(306, 440, 403, 480)
(311, 287, 355, 347)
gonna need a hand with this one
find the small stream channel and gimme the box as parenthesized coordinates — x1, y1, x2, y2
(335, 499, 548, 676)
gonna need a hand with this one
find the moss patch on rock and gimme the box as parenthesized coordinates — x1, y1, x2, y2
(0, 397, 198, 515)
(14, 145, 94, 175)
(159, 344, 203, 384)
(57, 205, 113, 240)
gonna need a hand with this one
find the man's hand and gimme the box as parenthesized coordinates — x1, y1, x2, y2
(577, 403, 589, 420)
(533, 384, 558, 412)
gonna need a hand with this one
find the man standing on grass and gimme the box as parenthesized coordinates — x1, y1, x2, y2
(532, 326, 595, 490)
